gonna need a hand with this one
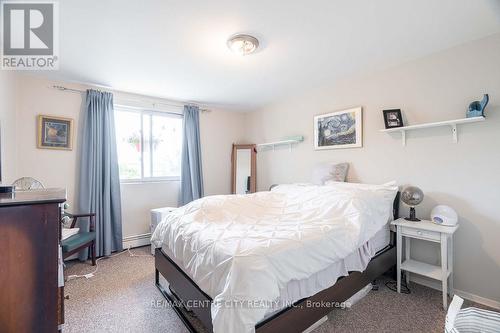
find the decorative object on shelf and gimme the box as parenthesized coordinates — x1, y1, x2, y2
(430, 205, 458, 226)
(401, 186, 424, 221)
(37, 115, 74, 150)
(12, 177, 45, 190)
(466, 94, 489, 118)
(314, 107, 362, 150)
(383, 109, 404, 129)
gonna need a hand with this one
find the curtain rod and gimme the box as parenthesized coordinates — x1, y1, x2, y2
(50, 85, 211, 112)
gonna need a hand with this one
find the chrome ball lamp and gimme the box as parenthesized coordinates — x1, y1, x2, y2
(401, 186, 424, 221)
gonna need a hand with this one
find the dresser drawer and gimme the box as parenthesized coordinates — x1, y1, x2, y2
(401, 226, 440, 242)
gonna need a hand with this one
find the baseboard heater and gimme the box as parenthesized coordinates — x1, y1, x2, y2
(123, 233, 151, 249)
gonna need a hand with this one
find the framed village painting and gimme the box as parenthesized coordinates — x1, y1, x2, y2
(314, 107, 362, 150)
(37, 115, 74, 150)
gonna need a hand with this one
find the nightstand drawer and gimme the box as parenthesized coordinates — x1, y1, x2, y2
(401, 226, 440, 241)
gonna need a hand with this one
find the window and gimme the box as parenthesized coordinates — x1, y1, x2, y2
(114, 106, 182, 181)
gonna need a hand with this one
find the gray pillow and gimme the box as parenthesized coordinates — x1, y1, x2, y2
(311, 162, 349, 185)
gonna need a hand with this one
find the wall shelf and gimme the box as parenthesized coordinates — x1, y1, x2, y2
(380, 116, 485, 146)
(257, 137, 304, 151)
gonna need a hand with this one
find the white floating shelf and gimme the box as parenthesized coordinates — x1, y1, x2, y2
(380, 116, 485, 146)
(257, 137, 304, 152)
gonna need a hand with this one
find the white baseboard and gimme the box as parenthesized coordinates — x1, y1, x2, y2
(123, 233, 151, 249)
(410, 275, 500, 310)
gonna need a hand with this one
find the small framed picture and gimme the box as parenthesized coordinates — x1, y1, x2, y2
(37, 115, 73, 150)
(383, 109, 404, 129)
(314, 107, 363, 150)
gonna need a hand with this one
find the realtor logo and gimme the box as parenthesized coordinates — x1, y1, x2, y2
(1, 1, 59, 70)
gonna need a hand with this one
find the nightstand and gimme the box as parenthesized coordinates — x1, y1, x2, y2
(390, 218, 458, 309)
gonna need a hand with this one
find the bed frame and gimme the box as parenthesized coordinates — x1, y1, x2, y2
(155, 192, 400, 333)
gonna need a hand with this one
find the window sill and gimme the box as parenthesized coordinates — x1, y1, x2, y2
(120, 178, 180, 185)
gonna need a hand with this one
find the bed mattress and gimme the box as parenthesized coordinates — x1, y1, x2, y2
(152, 182, 398, 332)
(161, 222, 391, 318)
(263, 223, 390, 317)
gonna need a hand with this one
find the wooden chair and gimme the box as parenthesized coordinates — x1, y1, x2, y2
(61, 212, 96, 265)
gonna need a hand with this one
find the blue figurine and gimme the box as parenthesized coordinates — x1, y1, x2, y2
(467, 94, 489, 118)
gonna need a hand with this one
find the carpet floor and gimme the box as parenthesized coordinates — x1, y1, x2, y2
(64, 246, 491, 333)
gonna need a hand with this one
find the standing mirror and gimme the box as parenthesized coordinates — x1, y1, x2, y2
(231, 144, 257, 194)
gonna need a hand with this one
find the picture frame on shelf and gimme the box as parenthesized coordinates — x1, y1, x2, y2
(383, 109, 404, 129)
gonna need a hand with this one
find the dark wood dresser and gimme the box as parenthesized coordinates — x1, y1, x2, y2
(0, 189, 66, 333)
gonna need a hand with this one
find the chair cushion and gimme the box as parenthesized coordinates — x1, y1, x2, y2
(61, 231, 96, 253)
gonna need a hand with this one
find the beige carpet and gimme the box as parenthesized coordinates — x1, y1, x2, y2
(64, 246, 491, 333)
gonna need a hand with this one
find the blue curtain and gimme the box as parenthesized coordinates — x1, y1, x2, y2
(78, 89, 123, 258)
(179, 105, 204, 205)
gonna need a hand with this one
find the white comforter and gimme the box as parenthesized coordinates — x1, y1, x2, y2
(151, 182, 397, 333)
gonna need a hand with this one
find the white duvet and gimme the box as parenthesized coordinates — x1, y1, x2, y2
(151, 182, 398, 333)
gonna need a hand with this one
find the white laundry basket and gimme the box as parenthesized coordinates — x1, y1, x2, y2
(445, 296, 500, 333)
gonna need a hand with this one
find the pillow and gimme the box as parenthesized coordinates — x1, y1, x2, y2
(311, 162, 349, 185)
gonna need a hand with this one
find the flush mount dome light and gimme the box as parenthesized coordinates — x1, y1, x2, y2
(227, 34, 259, 55)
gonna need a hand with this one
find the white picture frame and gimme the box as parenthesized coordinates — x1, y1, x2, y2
(314, 107, 363, 150)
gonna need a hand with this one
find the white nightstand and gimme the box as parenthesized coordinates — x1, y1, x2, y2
(390, 218, 458, 309)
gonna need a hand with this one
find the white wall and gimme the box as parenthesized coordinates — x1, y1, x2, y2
(244, 34, 500, 305)
(15, 75, 83, 206)
(11, 75, 246, 246)
(200, 109, 247, 196)
(0, 71, 18, 184)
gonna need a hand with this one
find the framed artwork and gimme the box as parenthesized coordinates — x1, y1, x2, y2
(314, 107, 362, 150)
(383, 109, 404, 129)
(37, 115, 73, 150)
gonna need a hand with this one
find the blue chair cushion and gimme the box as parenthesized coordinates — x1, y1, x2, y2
(61, 231, 96, 253)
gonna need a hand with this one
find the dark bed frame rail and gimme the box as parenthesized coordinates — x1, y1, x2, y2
(155, 192, 400, 333)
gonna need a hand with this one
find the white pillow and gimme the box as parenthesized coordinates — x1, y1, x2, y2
(311, 162, 349, 185)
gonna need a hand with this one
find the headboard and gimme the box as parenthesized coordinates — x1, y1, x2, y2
(393, 191, 401, 221)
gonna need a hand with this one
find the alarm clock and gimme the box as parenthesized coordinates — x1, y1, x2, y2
(430, 205, 458, 226)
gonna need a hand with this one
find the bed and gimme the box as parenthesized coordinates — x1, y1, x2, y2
(152, 182, 400, 333)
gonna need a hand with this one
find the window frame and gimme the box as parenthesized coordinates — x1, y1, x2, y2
(114, 105, 183, 183)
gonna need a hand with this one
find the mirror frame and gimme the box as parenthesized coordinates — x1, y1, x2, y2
(231, 144, 257, 194)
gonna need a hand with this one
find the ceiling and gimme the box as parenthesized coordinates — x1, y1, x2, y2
(40, 0, 500, 111)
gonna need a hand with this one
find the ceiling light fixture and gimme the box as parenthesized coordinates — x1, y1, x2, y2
(227, 34, 259, 56)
